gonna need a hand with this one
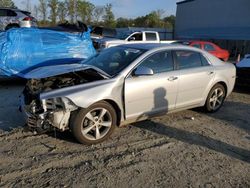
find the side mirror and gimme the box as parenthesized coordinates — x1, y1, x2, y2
(128, 37, 135, 41)
(133, 66, 154, 76)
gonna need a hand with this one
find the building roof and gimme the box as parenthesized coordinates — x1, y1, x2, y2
(177, 0, 196, 5)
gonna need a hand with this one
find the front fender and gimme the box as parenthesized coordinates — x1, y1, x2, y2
(40, 77, 125, 115)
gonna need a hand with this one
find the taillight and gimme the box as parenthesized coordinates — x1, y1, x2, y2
(23, 17, 32, 21)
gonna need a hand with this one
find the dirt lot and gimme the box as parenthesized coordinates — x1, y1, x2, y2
(0, 82, 249, 188)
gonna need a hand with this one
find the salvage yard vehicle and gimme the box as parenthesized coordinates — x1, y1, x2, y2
(174, 41, 230, 61)
(0, 8, 37, 30)
(236, 54, 250, 87)
(20, 44, 236, 145)
(95, 31, 175, 50)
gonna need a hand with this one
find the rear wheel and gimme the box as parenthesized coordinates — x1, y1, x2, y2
(71, 101, 117, 145)
(204, 84, 226, 112)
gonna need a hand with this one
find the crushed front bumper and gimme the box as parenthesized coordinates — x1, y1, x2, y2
(20, 95, 78, 131)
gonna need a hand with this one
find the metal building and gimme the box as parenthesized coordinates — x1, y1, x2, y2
(175, 0, 250, 58)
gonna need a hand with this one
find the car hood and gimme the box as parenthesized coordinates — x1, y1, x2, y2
(19, 63, 109, 79)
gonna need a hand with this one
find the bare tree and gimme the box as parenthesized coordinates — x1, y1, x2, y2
(38, 0, 47, 22)
(33, 5, 39, 19)
(93, 6, 104, 24)
(26, 0, 32, 12)
(0, 0, 16, 8)
(48, 0, 59, 25)
(57, 1, 67, 23)
(66, 0, 75, 23)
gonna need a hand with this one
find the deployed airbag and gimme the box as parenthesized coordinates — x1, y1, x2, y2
(0, 28, 96, 76)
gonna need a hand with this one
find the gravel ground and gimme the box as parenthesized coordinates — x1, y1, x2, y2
(0, 83, 249, 188)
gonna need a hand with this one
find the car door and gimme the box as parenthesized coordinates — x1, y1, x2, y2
(127, 32, 143, 44)
(124, 50, 179, 120)
(173, 50, 215, 108)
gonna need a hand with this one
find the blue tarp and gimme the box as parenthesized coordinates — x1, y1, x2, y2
(0, 28, 96, 76)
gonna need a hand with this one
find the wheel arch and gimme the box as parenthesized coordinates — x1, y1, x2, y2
(103, 99, 122, 127)
(5, 23, 20, 30)
(216, 81, 228, 96)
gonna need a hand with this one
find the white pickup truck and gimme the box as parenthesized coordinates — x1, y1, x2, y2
(95, 31, 175, 50)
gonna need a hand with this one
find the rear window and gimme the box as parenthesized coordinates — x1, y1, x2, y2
(0, 9, 17, 16)
(7, 10, 17, 16)
(145, 33, 157, 41)
(174, 50, 210, 69)
(0, 9, 7, 16)
(204, 44, 215, 51)
(20, 11, 31, 16)
(192, 44, 202, 49)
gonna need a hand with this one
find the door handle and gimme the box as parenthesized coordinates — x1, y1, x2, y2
(168, 76, 178, 81)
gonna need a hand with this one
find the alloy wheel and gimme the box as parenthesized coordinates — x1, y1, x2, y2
(81, 108, 112, 141)
(209, 88, 225, 111)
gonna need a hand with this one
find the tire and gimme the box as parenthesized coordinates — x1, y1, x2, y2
(204, 84, 226, 113)
(71, 101, 117, 145)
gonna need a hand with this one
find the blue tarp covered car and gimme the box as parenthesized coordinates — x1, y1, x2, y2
(0, 27, 96, 77)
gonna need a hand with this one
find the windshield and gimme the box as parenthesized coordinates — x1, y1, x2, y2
(83, 46, 146, 77)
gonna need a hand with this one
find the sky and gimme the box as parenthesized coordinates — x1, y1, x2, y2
(14, 0, 179, 18)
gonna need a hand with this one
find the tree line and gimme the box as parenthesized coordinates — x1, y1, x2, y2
(0, 0, 175, 29)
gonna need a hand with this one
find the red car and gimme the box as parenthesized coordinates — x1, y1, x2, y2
(189, 41, 230, 61)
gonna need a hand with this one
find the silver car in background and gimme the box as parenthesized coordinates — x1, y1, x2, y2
(21, 44, 236, 145)
(0, 8, 37, 30)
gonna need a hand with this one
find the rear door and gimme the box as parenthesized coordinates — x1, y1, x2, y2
(124, 50, 178, 120)
(173, 50, 215, 108)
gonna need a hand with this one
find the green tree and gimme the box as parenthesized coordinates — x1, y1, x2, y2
(163, 15, 176, 29)
(103, 3, 116, 28)
(77, 0, 95, 24)
(57, 1, 67, 23)
(116, 17, 134, 28)
(48, 0, 59, 25)
(0, 0, 15, 8)
(38, 0, 48, 22)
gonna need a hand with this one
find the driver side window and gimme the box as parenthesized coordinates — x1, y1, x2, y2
(128, 33, 142, 41)
(137, 51, 174, 74)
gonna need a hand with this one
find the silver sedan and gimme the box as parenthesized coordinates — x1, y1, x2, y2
(21, 44, 236, 144)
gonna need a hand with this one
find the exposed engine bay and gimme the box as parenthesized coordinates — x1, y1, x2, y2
(21, 69, 105, 132)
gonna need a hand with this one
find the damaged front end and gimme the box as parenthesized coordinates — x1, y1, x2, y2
(21, 68, 105, 132)
(22, 95, 77, 132)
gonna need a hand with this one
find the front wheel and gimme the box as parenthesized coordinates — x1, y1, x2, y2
(204, 84, 226, 113)
(71, 101, 117, 145)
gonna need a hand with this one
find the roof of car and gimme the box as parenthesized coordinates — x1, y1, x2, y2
(119, 43, 173, 50)
(0, 7, 28, 12)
